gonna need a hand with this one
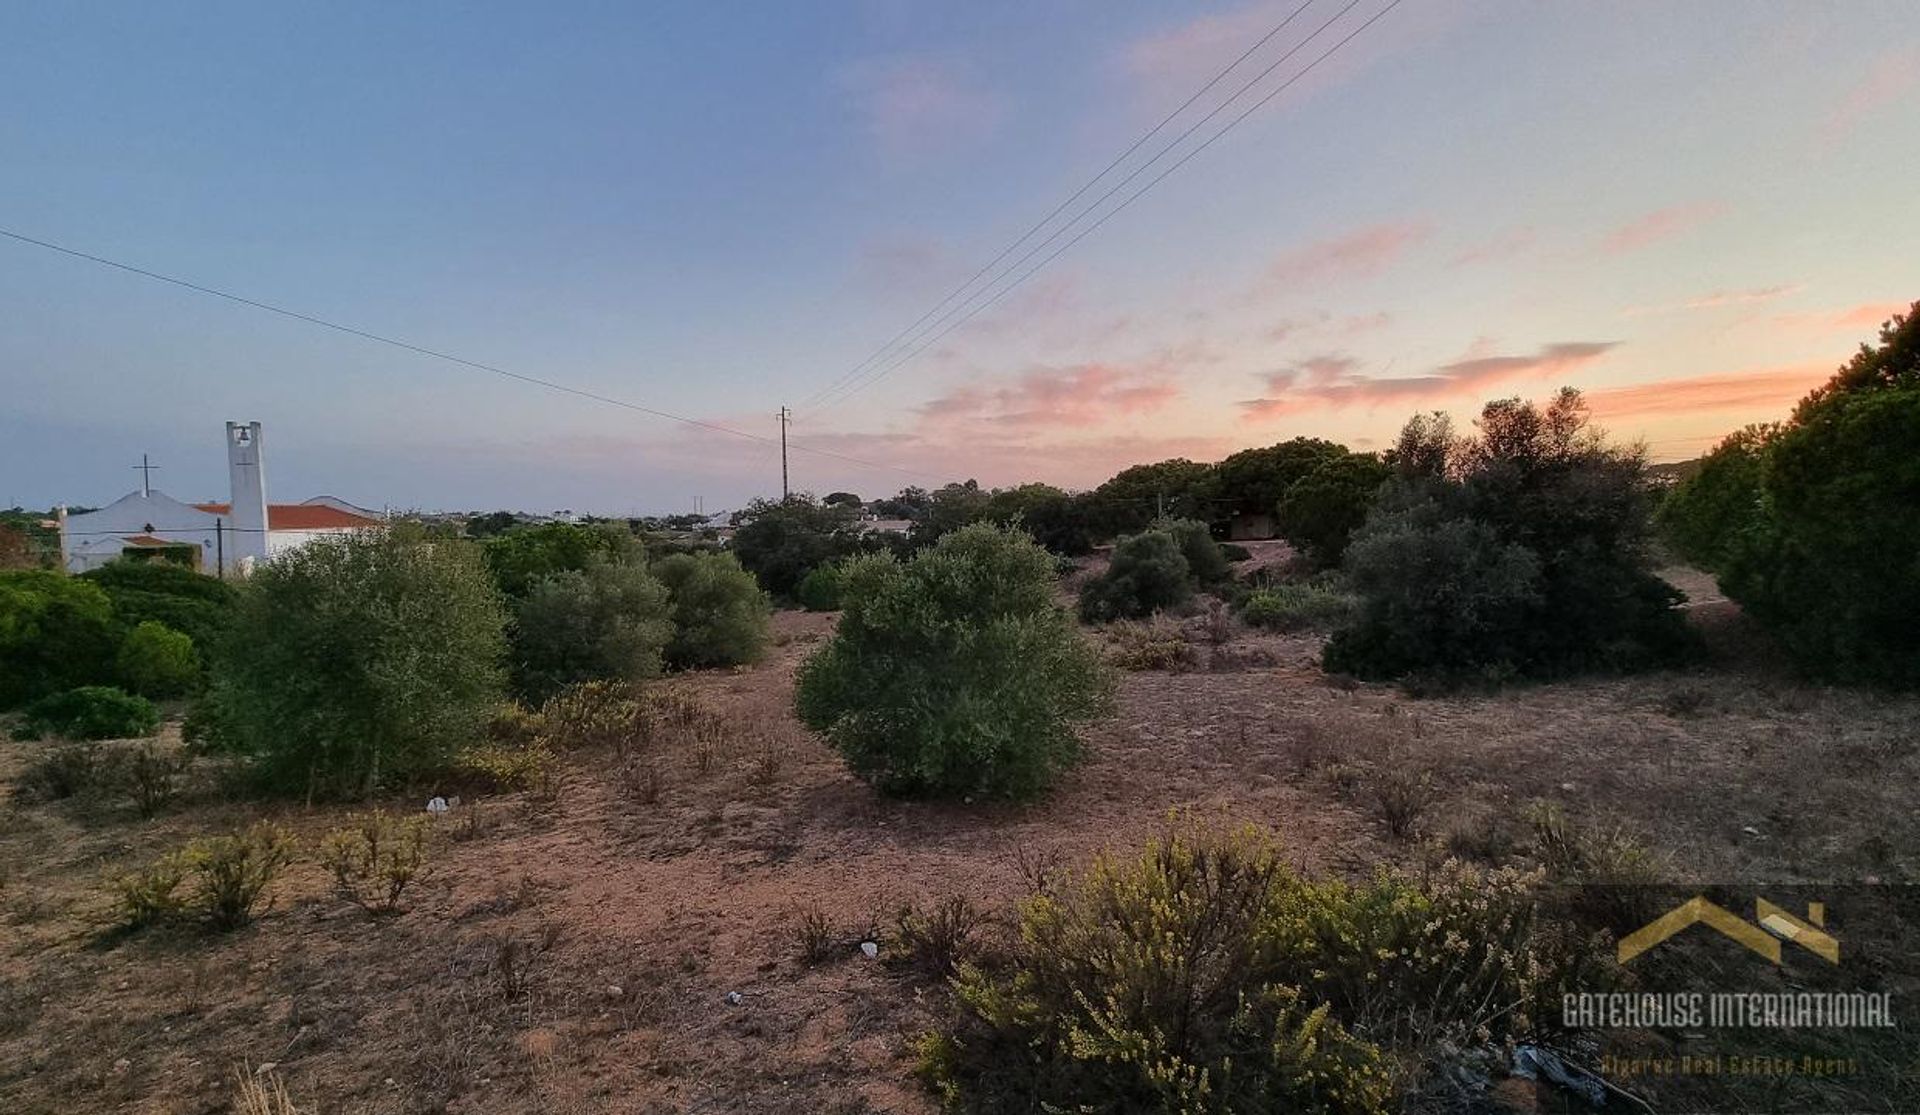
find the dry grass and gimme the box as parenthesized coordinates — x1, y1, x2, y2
(2, 606, 1917, 1113)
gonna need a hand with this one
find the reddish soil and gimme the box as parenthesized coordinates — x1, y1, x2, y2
(3, 604, 1916, 1113)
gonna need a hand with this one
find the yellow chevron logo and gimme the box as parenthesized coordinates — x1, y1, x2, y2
(1618, 896, 1839, 965)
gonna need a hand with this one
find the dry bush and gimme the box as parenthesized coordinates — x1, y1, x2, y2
(892, 895, 987, 979)
(795, 906, 836, 966)
(319, 810, 433, 915)
(13, 743, 107, 803)
(187, 823, 297, 930)
(1105, 616, 1199, 672)
(1656, 685, 1711, 718)
(620, 758, 662, 804)
(1526, 801, 1670, 928)
(106, 851, 189, 930)
(124, 741, 186, 818)
(539, 680, 649, 754)
(1444, 811, 1520, 864)
(231, 1068, 308, 1115)
(1367, 765, 1438, 840)
(748, 738, 789, 787)
(1200, 598, 1236, 645)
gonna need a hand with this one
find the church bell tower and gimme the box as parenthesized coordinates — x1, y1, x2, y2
(225, 421, 270, 567)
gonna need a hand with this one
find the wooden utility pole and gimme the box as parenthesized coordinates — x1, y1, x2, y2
(778, 406, 791, 500)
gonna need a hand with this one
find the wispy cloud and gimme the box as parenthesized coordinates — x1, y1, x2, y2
(1265, 221, 1429, 289)
(840, 56, 1004, 163)
(1449, 226, 1536, 268)
(1599, 202, 1727, 254)
(1121, 0, 1300, 94)
(1241, 341, 1619, 420)
(1265, 310, 1393, 343)
(1772, 300, 1909, 334)
(1823, 46, 1920, 143)
(919, 361, 1182, 430)
(1624, 283, 1806, 317)
(1585, 364, 1830, 421)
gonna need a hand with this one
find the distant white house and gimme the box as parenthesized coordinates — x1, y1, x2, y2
(58, 421, 383, 575)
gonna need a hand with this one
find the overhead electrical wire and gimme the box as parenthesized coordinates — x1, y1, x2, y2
(804, 0, 1401, 414)
(0, 226, 939, 481)
(794, 0, 1321, 411)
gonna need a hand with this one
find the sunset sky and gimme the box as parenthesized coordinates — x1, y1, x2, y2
(2, 1, 1914, 515)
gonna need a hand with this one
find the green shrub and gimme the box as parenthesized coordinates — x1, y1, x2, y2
(198, 526, 508, 798)
(797, 524, 1112, 800)
(116, 621, 199, 698)
(184, 823, 296, 930)
(15, 685, 159, 741)
(652, 551, 770, 668)
(1327, 391, 1692, 682)
(730, 496, 869, 598)
(1654, 424, 1775, 570)
(510, 560, 672, 702)
(80, 560, 237, 650)
(795, 561, 845, 611)
(1220, 542, 1253, 562)
(925, 821, 1589, 1105)
(483, 522, 640, 598)
(1240, 582, 1357, 633)
(0, 570, 117, 707)
(1155, 517, 1230, 585)
(320, 811, 433, 914)
(926, 824, 1577, 1113)
(1078, 530, 1193, 622)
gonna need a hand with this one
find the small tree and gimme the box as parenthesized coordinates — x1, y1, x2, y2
(729, 495, 868, 598)
(797, 524, 1111, 799)
(201, 526, 508, 797)
(511, 560, 673, 702)
(1327, 390, 1690, 681)
(652, 551, 771, 668)
(1275, 452, 1391, 566)
(1078, 530, 1193, 622)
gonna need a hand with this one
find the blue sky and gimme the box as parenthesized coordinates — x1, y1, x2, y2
(3, 1, 1914, 515)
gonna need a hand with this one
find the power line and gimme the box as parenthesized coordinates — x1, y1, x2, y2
(809, 0, 1400, 413)
(0, 226, 938, 482)
(795, 0, 1321, 412)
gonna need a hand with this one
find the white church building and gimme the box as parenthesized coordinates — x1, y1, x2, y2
(59, 421, 383, 575)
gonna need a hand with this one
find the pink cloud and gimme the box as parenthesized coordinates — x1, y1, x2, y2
(919, 362, 1182, 430)
(1585, 364, 1831, 422)
(1121, 1, 1299, 92)
(1823, 46, 1920, 142)
(1600, 202, 1728, 254)
(1623, 283, 1806, 316)
(1241, 341, 1619, 420)
(1265, 221, 1430, 289)
(1772, 300, 1909, 334)
(840, 56, 1003, 162)
(1449, 226, 1536, 267)
(1265, 310, 1392, 343)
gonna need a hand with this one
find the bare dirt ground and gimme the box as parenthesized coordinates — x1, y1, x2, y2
(3, 597, 1917, 1114)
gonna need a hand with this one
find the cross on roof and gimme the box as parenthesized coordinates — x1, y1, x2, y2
(133, 454, 158, 495)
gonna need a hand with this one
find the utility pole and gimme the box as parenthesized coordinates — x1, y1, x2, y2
(777, 406, 791, 500)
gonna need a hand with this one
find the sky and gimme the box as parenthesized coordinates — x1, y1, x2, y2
(2, 1, 1914, 516)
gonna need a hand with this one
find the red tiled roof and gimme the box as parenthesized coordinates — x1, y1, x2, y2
(121, 534, 179, 547)
(192, 503, 382, 530)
